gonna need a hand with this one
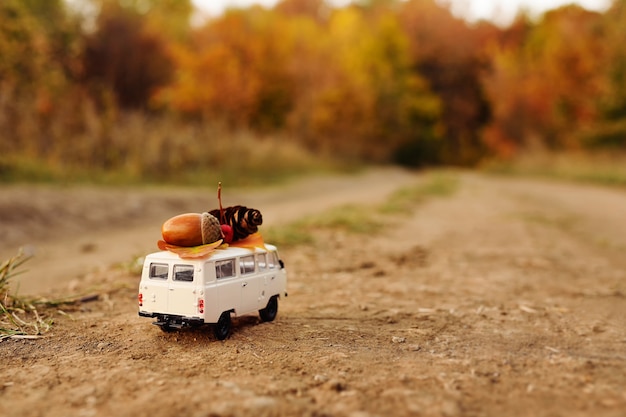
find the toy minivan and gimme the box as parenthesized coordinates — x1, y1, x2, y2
(138, 244, 287, 340)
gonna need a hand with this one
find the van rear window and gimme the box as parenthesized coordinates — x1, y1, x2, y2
(173, 264, 194, 282)
(150, 263, 168, 279)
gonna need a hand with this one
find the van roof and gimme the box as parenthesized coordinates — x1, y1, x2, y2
(145, 243, 278, 263)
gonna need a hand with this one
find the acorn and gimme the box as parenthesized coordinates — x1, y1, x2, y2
(161, 212, 222, 247)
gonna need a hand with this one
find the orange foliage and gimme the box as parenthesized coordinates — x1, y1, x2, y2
(157, 7, 294, 130)
(482, 6, 608, 155)
(3, 0, 626, 178)
(159, 3, 442, 162)
(397, 0, 491, 164)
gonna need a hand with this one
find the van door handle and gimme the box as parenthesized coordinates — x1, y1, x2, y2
(242, 282, 247, 287)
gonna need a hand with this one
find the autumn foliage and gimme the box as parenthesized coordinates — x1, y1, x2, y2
(0, 0, 625, 182)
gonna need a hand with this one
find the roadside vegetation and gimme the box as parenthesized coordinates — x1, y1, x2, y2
(0, 250, 108, 339)
(482, 151, 626, 187)
(0, 251, 51, 339)
(264, 171, 460, 247)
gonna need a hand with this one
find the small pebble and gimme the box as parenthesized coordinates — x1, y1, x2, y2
(314, 374, 329, 383)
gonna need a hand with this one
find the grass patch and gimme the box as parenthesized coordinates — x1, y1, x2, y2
(263, 224, 316, 247)
(0, 113, 355, 187)
(301, 204, 385, 234)
(264, 204, 382, 248)
(483, 151, 626, 187)
(379, 171, 460, 214)
(266, 171, 460, 247)
(518, 212, 577, 232)
(0, 250, 102, 339)
(0, 250, 53, 339)
(0, 141, 337, 187)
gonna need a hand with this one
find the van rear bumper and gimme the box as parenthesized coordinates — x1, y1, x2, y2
(139, 311, 204, 327)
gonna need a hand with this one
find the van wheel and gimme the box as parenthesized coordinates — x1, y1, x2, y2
(214, 312, 231, 340)
(159, 324, 175, 333)
(259, 296, 278, 322)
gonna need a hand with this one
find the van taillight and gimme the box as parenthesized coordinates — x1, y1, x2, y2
(138, 293, 143, 307)
(197, 298, 204, 314)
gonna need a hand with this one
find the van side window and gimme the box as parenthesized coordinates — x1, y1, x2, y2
(240, 255, 255, 275)
(257, 253, 267, 270)
(215, 259, 235, 279)
(150, 263, 168, 279)
(173, 264, 194, 282)
(267, 252, 278, 269)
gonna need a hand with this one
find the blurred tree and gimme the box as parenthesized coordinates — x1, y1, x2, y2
(82, 1, 179, 109)
(0, 0, 45, 88)
(88, 0, 193, 39)
(159, 2, 443, 163)
(398, 0, 491, 165)
(482, 5, 606, 155)
(158, 7, 294, 130)
(478, 14, 532, 157)
(0, 0, 79, 159)
(586, 0, 626, 149)
(307, 5, 442, 162)
(275, 0, 329, 22)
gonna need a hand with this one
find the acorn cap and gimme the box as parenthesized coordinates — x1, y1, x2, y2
(201, 212, 223, 244)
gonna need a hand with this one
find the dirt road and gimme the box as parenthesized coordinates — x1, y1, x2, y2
(1, 170, 625, 417)
(0, 167, 416, 295)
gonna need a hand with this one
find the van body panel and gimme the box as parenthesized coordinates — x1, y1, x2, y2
(202, 261, 219, 323)
(168, 278, 199, 319)
(142, 262, 170, 314)
(239, 272, 261, 315)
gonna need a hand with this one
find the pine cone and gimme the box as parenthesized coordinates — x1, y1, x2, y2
(209, 206, 263, 241)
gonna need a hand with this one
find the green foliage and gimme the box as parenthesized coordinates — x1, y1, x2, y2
(379, 172, 459, 214)
(304, 204, 385, 234)
(263, 224, 315, 248)
(483, 151, 626, 187)
(0, 0, 42, 85)
(580, 120, 626, 149)
(267, 170, 460, 247)
(264, 204, 383, 248)
(589, 0, 626, 149)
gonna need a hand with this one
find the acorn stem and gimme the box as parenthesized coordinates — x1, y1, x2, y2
(217, 182, 225, 224)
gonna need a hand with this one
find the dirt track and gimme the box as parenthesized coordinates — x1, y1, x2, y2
(1, 169, 625, 417)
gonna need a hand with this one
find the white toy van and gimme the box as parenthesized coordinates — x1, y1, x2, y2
(138, 244, 287, 340)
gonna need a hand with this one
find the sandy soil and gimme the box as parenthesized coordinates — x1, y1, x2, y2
(1, 169, 625, 417)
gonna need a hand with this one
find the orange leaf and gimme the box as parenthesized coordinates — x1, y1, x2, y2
(157, 239, 223, 259)
(230, 232, 266, 250)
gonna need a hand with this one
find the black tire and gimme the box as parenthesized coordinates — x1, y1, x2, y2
(214, 312, 231, 340)
(158, 321, 175, 333)
(259, 296, 278, 322)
